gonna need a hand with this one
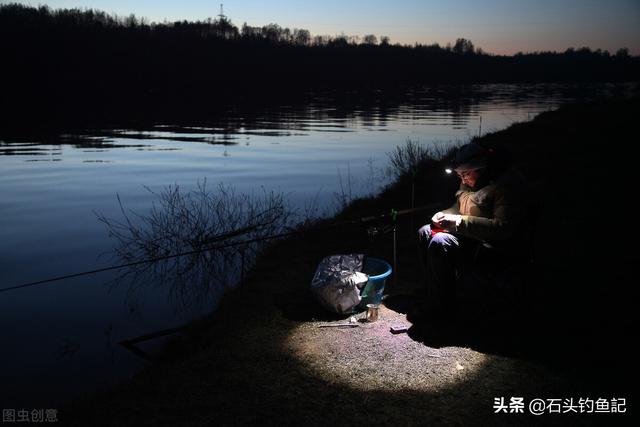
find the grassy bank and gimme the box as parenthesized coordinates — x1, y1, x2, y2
(63, 97, 637, 426)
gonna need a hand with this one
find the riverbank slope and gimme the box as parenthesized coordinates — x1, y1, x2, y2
(64, 96, 637, 426)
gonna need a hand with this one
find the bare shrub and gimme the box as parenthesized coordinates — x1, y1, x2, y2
(96, 180, 293, 309)
(386, 139, 449, 180)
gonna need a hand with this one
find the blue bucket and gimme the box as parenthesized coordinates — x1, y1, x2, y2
(359, 257, 392, 306)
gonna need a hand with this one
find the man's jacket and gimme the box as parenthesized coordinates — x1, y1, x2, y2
(443, 167, 536, 256)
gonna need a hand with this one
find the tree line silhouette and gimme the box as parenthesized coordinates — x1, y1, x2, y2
(1, 4, 638, 126)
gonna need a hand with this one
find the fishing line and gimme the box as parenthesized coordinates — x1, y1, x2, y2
(0, 204, 438, 294)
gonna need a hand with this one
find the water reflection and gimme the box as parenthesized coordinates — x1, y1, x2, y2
(2, 83, 637, 158)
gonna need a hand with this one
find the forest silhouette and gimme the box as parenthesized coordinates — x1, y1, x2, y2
(2, 4, 638, 127)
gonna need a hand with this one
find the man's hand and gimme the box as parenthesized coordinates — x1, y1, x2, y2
(431, 212, 446, 226)
(431, 212, 461, 231)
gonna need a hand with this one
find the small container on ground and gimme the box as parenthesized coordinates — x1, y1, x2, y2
(366, 303, 380, 322)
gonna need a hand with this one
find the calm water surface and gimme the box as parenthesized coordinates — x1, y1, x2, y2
(0, 83, 635, 406)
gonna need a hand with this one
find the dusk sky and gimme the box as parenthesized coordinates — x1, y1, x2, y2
(4, 0, 640, 54)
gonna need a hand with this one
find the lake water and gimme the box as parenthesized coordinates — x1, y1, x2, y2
(0, 83, 636, 407)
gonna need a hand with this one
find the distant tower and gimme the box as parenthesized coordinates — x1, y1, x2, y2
(218, 4, 227, 21)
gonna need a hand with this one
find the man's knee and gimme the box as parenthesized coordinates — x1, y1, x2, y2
(428, 232, 458, 256)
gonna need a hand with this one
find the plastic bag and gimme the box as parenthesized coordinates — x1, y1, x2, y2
(310, 254, 369, 314)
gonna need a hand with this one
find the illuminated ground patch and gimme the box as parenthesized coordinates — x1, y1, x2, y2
(285, 305, 490, 392)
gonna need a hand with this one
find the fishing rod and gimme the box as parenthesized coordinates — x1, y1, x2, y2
(0, 203, 439, 294)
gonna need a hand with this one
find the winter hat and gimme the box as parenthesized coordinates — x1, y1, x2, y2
(452, 143, 488, 171)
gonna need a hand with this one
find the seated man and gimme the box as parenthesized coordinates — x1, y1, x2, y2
(416, 142, 535, 326)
